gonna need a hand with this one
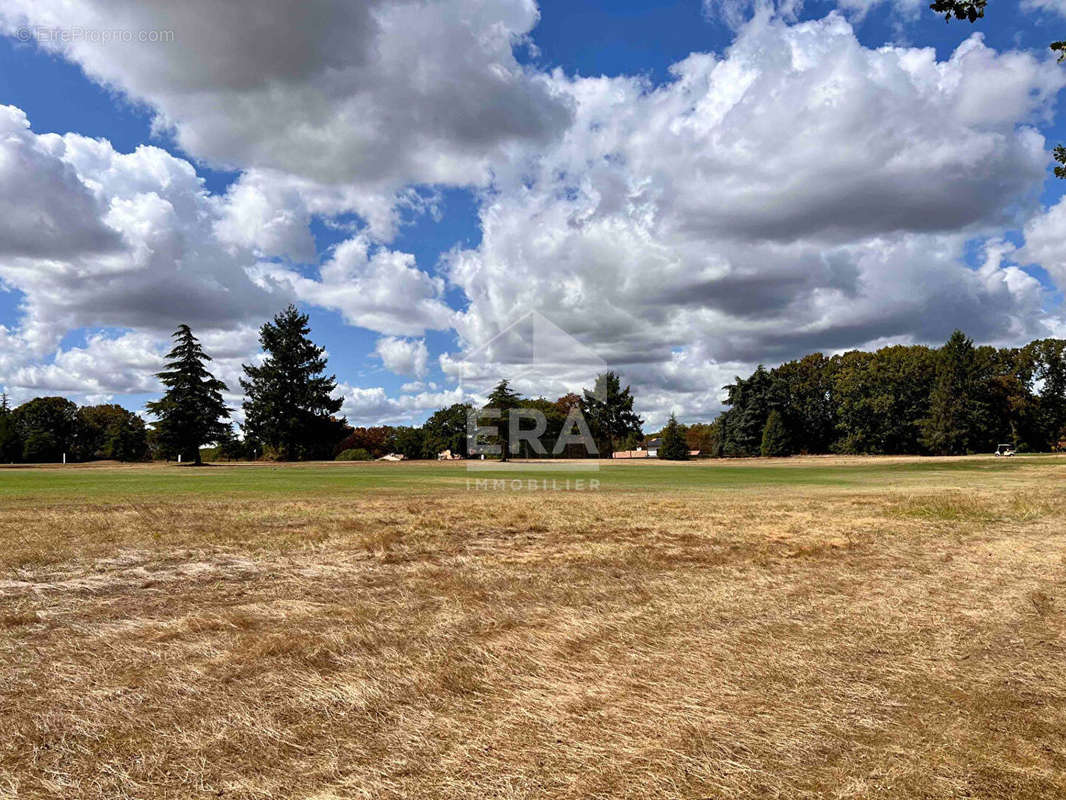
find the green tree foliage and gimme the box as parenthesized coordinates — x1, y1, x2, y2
(773, 353, 837, 454)
(422, 403, 474, 457)
(209, 428, 259, 461)
(13, 396, 77, 462)
(833, 346, 937, 454)
(552, 393, 595, 457)
(74, 404, 149, 461)
(657, 414, 689, 460)
(241, 306, 345, 460)
(720, 366, 780, 457)
(923, 331, 977, 455)
(0, 394, 21, 463)
(485, 379, 522, 461)
(715, 332, 1063, 456)
(146, 325, 231, 465)
(510, 396, 554, 458)
(580, 372, 643, 454)
(335, 448, 372, 461)
(389, 426, 426, 460)
(760, 409, 791, 457)
(1020, 338, 1066, 448)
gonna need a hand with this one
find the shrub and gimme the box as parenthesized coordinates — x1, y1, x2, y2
(336, 448, 372, 461)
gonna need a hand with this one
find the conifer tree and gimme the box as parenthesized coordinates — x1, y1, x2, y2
(923, 330, 976, 455)
(240, 306, 344, 460)
(0, 394, 21, 463)
(657, 414, 689, 460)
(146, 325, 230, 465)
(760, 409, 791, 457)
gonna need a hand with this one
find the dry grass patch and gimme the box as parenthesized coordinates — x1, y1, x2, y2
(1, 461, 1066, 798)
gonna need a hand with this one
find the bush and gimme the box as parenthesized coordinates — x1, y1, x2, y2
(336, 448, 372, 461)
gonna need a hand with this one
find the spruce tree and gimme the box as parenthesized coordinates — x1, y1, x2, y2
(240, 306, 344, 460)
(657, 414, 689, 460)
(146, 325, 230, 465)
(923, 330, 975, 455)
(760, 409, 791, 457)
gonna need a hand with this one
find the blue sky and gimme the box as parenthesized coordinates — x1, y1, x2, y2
(0, 0, 1064, 427)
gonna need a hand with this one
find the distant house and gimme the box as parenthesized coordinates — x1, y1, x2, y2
(612, 437, 691, 459)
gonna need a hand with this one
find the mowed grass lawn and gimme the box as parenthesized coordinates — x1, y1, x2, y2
(1, 455, 1065, 798)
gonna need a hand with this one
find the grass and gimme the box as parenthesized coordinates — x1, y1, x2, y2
(1, 454, 1065, 798)
(0, 452, 1048, 499)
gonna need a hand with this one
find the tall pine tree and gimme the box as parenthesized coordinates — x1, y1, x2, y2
(241, 306, 344, 460)
(146, 325, 230, 465)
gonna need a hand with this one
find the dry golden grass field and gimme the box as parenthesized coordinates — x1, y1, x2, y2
(1, 455, 1065, 799)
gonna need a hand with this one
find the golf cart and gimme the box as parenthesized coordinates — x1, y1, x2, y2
(994, 443, 1016, 457)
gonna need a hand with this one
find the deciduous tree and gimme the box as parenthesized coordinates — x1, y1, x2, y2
(74, 404, 148, 462)
(423, 403, 474, 458)
(581, 372, 643, 454)
(14, 396, 78, 463)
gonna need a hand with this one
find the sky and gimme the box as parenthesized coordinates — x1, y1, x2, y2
(0, 0, 1065, 430)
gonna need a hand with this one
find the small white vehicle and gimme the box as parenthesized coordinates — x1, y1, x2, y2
(994, 443, 1016, 457)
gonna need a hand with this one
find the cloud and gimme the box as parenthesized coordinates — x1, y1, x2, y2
(704, 0, 805, 31)
(0, 0, 572, 240)
(336, 382, 466, 426)
(1021, 0, 1066, 17)
(255, 236, 453, 337)
(5, 330, 162, 400)
(443, 15, 1063, 420)
(1, 11, 1064, 427)
(0, 107, 281, 356)
(0, 106, 122, 259)
(373, 336, 429, 379)
(0, 104, 450, 404)
(214, 172, 316, 262)
(1019, 196, 1066, 287)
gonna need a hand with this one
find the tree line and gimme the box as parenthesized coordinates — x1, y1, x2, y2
(0, 305, 649, 464)
(2, 321, 1063, 463)
(709, 331, 1066, 457)
(335, 372, 644, 462)
(0, 305, 346, 464)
